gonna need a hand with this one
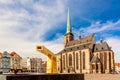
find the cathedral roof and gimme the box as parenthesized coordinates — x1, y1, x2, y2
(93, 41, 111, 51)
(65, 34, 95, 47)
(58, 43, 92, 54)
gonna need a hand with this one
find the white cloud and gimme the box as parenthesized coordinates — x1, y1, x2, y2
(0, 0, 14, 4)
(77, 20, 120, 35)
(0, 0, 67, 60)
(106, 38, 120, 62)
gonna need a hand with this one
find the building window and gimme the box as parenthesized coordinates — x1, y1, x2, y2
(80, 51, 82, 69)
(69, 54, 72, 66)
(76, 53, 79, 69)
(104, 52, 107, 69)
(83, 52, 85, 69)
(100, 53, 103, 64)
(63, 55, 65, 69)
(109, 52, 111, 68)
(92, 64, 95, 69)
(96, 64, 98, 70)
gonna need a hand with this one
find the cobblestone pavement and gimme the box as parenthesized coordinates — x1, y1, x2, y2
(85, 74, 120, 80)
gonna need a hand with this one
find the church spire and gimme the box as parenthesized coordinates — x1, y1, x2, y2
(66, 8, 72, 33)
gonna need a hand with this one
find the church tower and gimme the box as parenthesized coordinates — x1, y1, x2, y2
(64, 9, 74, 47)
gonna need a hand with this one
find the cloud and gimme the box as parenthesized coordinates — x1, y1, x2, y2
(75, 19, 120, 62)
(0, 0, 67, 60)
(106, 38, 120, 62)
(78, 20, 120, 35)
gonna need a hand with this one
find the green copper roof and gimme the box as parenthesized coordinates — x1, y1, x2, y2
(66, 9, 72, 33)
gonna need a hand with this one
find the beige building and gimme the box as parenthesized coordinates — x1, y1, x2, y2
(30, 58, 42, 73)
(41, 61, 47, 73)
(57, 10, 115, 74)
(10, 51, 22, 70)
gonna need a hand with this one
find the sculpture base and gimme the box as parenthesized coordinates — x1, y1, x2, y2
(1, 73, 84, 80)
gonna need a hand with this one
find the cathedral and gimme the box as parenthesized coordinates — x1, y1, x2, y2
(56, 10, 115, 74)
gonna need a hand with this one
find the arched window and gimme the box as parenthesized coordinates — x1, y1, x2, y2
(76, 53, 78, 69)
(69, 54, 72, 66)
(83, 52, 85, 69)
(100, 53, 103, 64)
(109, 52, 111, 68)
(80, 51, 82, 69)
(63, 55, 65, 69)
(104, 52, 107, 69)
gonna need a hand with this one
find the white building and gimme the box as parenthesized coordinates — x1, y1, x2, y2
(21, 57, 31, 72)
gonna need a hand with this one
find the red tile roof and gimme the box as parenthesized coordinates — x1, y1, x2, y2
(115, 63, 120, 67)
(0, 52, 2, 57)
(10, 51, 16, 56)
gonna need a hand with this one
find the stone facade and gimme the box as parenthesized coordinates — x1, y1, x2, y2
(56, 10, 115, 74)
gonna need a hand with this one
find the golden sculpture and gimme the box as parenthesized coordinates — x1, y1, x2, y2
(36, 45, 58, 73)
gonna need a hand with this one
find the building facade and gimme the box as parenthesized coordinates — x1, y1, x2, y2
(57, 10, 115, 74)
(30, 58, 42, 73)
(1, 51, 11, 73)
(10, 51, 22, 70)
(41, 61, 47, 73)
(115, 63, 120, 73)
(0, 52, 2, 72)
(21, 57, 31, 72)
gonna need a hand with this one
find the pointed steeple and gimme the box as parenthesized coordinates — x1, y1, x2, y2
(66, 8, 72, 33)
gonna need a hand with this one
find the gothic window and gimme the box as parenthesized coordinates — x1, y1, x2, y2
(92, 64, 95, 69)
(96, 64, 98, 70)
(69, 54, 72, 66)
(80, 51, 82, 69)
(83, 52, 85, 69)
(100, 53, 103, 64)
(104, 52, 107, 69)
(109, 52, 111, 68)
(63, 55, 65, 69)
(76, 53, 79, 69)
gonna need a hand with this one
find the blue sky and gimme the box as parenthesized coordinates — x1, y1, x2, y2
(0, 0, 120, 62)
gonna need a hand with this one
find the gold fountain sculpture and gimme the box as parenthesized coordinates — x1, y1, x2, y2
(36, 45, 58, 73)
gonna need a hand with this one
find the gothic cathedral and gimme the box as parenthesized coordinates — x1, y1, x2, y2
(56, 10, 115, 74)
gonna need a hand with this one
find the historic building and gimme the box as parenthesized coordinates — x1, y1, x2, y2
(30, 58, 42, 73)
(57, 10, 115, 74)
(1, 51, 11, 73)
(21, 57, 31, 72)
(10, 51, 22, 70)
(0, 52, 2, 72)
